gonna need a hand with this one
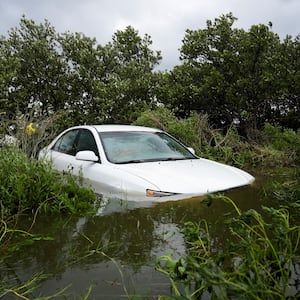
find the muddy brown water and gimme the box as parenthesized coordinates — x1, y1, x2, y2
(1, 171, 291, 299)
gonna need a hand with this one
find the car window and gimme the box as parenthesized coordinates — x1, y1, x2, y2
(99, 131, 196, 164)
(77, 129, 99, 156)
(52, 129, 79, 155)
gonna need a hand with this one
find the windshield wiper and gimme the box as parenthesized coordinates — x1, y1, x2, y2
(160, 157, 188, 161)
(116, 159, 146, 164)
(115, 157, 196, 164)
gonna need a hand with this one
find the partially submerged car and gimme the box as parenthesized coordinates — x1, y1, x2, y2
(38, 125, 254, 201)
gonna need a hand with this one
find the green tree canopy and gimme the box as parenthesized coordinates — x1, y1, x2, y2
(0, 16, 68, 118)
(103, 26, 162, 123)
(0, 18, 161, 127)
(0, 14, 299, 136)
(159, 13, 300, 133)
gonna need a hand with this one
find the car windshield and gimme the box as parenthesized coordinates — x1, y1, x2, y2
(99, 131, 197, 164)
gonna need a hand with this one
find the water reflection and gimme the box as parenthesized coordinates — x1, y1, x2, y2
(1, 173, 281, 298)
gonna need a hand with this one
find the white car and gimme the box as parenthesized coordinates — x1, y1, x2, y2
(39, 125, 254, 201)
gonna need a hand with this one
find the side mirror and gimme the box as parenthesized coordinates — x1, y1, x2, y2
(187, 147, 196, 155)
(75, 150, 99, 162)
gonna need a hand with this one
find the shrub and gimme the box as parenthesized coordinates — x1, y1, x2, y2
(263, 124, 300, 154)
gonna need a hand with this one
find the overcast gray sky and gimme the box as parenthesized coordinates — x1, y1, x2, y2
(0, 0, 299, 70)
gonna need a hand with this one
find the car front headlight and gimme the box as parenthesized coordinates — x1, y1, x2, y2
(146, 189, 177, 197)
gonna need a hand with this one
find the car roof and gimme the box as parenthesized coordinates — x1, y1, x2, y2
(90, 124, 162, 133)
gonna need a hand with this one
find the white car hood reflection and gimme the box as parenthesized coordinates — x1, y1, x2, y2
(115, 158, 254, 195)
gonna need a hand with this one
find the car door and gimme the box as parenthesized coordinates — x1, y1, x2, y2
(75, 129, 133, 197)
(50, 128, 100, 173)
(50, 128, 80, 172)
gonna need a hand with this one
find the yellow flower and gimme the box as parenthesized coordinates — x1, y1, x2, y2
(26, 123, 36, 136)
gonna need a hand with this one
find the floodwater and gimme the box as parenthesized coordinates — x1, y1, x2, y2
(0, 170, 287, 299)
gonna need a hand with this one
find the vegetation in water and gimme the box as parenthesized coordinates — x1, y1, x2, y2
(1, 113, 299, 299)
(0, 147, 97, 218)
(0, 147, 100, 298)
(156, 195, 300, 299)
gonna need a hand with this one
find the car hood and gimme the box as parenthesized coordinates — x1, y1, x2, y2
(116, 158, 254, 195)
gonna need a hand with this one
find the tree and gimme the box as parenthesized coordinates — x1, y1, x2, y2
(1, 16, 69, 117)
(167, 13, 247, 127)
(58, 32, 110, 124)
(0, 18, 162, 128)
(164, 13, 300, 133)
(59, 26, 162, 124)
(0, 35, 20, 118)
(103, 26, 162, 123)
(275, 34, 300, 129)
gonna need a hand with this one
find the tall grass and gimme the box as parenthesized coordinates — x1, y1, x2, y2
(0, 147, 97, 218)
(0, 112, 62, 158)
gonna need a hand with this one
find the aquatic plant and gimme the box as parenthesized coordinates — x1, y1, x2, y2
(157, 195, 300, 299)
